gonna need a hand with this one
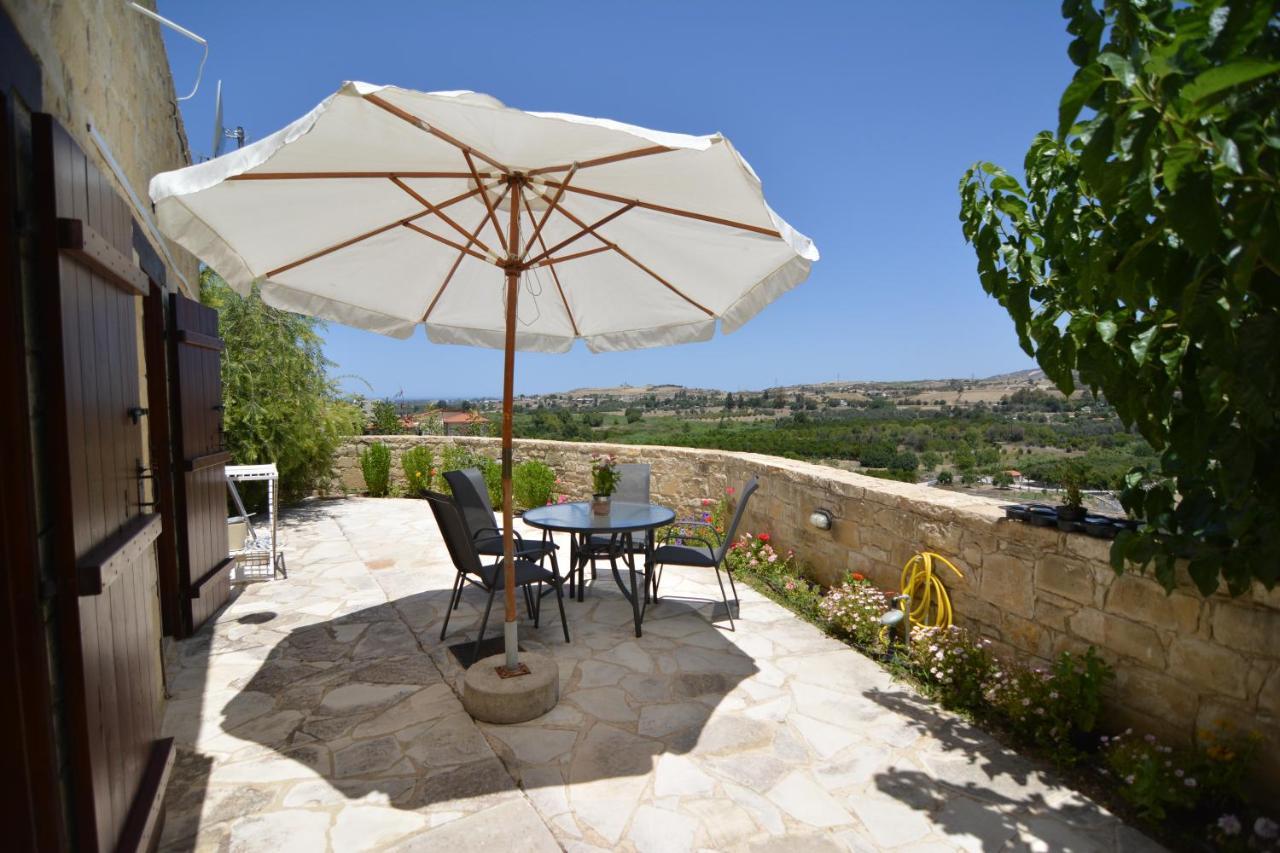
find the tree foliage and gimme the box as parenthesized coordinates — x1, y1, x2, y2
(959, 0, 1280, 595)
(370, 400, 403, 435)
(202, 271, 361, 505)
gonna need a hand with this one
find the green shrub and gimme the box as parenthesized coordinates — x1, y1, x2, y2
(359, 442, 391, 497)
(987, 646, 1113, 764)
(437, 443, 502, 506)
(936, 470, 954, 485)
(401, 446, 434, 497)
(513, 460, 556, 509)
(1104, 722, 1262, 821)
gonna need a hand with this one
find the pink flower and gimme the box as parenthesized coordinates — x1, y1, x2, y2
(726, 487, 735, 495)
(701, 498, 713, 506)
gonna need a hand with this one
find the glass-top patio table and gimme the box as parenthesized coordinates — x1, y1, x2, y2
(521, 501, 675, 638)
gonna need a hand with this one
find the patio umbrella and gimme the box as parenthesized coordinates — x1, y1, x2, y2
(150, 82, 818, 675)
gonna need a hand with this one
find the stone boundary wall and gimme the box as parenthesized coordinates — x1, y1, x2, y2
(334, 435, 1280, 788)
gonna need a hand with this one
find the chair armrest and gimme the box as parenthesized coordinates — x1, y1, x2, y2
(663, 519, 722, 545)
(472, 526, 524, 545)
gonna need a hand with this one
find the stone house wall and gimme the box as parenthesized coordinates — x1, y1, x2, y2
(335, 435, 1280, 789)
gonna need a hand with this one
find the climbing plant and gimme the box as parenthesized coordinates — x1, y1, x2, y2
(959, 1, 1280, 595)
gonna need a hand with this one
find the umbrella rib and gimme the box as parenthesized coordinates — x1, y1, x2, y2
(523, 202, 635, 267)
(466, 151, 508, 255)
(541, 179, 781, 238)
(420, 184, 512, 322)
(531, 244, 612, 268)
(363, 93, 510, 174)
(521, 163, 577, 259)
(264, 182, 492, 278)
(528, 186, 714, 317)
(390, 176, 496, 258)
(403, 221, 494, 264)
(227, 171, 478, 180)
(521, 188, 580, 337)
(527, 145, 675, 177)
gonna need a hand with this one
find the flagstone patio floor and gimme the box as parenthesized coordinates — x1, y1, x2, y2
(159, 496, 1164, 852)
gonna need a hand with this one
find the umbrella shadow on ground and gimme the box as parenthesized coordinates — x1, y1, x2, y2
(859, 687, 1148, 851)
(163, 578, 757, 848)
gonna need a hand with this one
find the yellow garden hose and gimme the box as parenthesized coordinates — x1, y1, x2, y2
(899, 551, 964, 630)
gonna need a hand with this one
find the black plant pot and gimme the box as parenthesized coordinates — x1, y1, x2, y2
(1056, 505, 1087, 523)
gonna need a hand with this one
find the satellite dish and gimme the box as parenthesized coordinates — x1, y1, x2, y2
(211, 79, 224, 159)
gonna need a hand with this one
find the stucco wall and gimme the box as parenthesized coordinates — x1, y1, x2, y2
(2, 0, 199, 293)
(336, 434, 1280, 787)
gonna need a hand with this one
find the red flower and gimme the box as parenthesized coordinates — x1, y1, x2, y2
(701, 498, 713, 506)
(850, 572, 866, 582)
(757, 533, 770, 543)
(726, 487, 735, 495)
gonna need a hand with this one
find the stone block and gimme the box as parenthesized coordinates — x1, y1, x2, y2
(1112, 666, 1200, 729)
(1002, 613, 1054, 659)
(1068, 608, 1106, 646)
(979, 552, 1034, 619)
(1033, 597, 1076, 634)
(1105, 574, 1202, 634)
(1260, 666, 1280, 717)
(918, 520, 962, 554)
(1105, 614, 1166, 667)
(1211, 602, 1278, 658)
(1034, 554, 1094, 605)
(1167, 637, 1250, 700)
(1062, 531, 1112, 564)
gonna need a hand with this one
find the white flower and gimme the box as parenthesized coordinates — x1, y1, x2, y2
(1216, 815, 1241, 836)
(1256, 817, 1279, 840)
(1174, 768, 1184, 778)
(1125, 775, 1135, 785)
(1184, 778, 1196, 788)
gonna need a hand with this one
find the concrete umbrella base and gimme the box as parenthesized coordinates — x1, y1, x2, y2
(461, 651, 559, 724)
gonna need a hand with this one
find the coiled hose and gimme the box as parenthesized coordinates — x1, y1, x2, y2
(899, 551, 964, 631)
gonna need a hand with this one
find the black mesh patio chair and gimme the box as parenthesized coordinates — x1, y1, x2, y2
(651, 476, 759, 630)
(582, 463, 651, 588)
(426, 490, 570, 664)
(444, 467, 560, 569)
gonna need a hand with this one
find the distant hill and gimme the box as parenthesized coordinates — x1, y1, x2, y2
(510, 367, 1075, 405)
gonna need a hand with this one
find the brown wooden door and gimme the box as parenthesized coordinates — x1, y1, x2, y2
(169, 292, 233, 632)
(34, 115, 174, 852)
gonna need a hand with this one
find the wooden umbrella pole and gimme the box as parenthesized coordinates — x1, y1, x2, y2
(498, 174, 524, 676)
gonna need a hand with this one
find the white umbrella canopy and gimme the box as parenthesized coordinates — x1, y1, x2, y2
(150, 81, 818, 676)
(151, 82, 817, 351)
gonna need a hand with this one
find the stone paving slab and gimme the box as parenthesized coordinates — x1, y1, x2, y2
(159, 497, 1164, 852)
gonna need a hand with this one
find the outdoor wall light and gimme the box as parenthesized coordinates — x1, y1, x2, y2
(809, 508, 833, 530)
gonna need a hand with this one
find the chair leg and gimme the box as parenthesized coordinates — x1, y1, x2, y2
(533, 581, 543, 628)
(440, 572, 463, 641)
(473, 586, 497, 665)
(713, 565, 736, 631)
(726, 568, 741, 613)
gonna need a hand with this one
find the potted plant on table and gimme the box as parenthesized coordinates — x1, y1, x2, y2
(591, 455, 620, 516)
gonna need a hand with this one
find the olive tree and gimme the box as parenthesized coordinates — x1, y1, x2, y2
(959, 1, 1279, 595)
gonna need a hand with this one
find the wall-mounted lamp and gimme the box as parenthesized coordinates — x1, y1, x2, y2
(809, 508, 833, 530)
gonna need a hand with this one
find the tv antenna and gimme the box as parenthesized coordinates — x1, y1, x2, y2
(211, 80, 245, 159)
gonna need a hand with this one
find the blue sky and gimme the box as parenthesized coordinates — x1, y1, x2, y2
(163, 1, 1072, 398)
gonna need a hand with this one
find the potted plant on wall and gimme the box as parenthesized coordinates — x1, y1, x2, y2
(591, 455, 620, 516)
(1056, 464, 1087, 528)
